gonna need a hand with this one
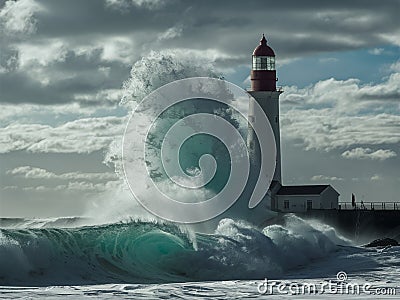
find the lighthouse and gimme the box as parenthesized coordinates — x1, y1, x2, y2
(247, 34, 282, 183)
(245, 35, 340, 213)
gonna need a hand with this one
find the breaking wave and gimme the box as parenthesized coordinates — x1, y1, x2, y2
(0, 214, 350, 286)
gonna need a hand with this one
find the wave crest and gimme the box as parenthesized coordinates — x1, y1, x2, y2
(0, 215, 350, 286)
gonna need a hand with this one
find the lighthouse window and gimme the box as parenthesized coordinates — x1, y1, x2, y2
(267, 56, 275, 70)
(261, 57, 268, 69)
(252, 56, 275, 70)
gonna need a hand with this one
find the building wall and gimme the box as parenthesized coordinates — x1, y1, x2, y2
(276, 195, 321, 212)
(275, 187, 340, 212)
(320, 187, 339, 209)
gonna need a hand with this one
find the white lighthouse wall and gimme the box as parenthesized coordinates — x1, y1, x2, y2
(248, 91, 282, 183)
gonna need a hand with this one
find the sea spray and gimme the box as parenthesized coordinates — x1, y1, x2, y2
(94, 51, 221, 225)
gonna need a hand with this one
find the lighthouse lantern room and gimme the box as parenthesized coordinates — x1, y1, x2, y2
(251, 34, 277, 91)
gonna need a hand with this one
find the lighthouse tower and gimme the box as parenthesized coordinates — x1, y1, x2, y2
(247, 34, 282, 183)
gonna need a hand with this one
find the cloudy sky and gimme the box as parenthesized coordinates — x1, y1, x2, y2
(0, 0, 399, 217)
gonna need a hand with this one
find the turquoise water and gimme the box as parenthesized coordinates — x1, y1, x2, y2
(0, 215, 351, 286)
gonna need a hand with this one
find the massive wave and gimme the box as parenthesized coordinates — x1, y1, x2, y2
(0, 215, 350, 286)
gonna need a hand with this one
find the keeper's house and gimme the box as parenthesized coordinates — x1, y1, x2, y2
(270, 184, 340, 213)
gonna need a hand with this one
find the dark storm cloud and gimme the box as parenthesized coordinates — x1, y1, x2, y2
(0, 48, 130, 105)
(5, 0, 400, 54)
(1, 0, 399, 105)
(35, 0, 177, 37)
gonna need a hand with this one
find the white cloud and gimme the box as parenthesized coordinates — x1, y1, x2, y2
(158, 26, 183, 41)
(390, 60, 400, 72)
(17, 40, 68, 68)
(341, 147, 397, 161)
(283, 74, 400, 110)
(368, 48, 384, 55)
(100, 36, 135, 63)
(14, 40, 124, 88)
(0, 103, 120, 127)
(73, 89, 124, 104)
(104, 0, 165, 10)
(4, 165, 123, 198)
(0, 48, 18, 73)
(7, 166, 118, 181)
(370, 174, 383, 181)
(0, 116, 126, 154)
(282, 111, 400, 151)
(379, 30, 400, 47)
(281, 72, 400, 152)
(0, 0, 43, 35)
(3, 185, 18, 190)
(5, 166, 123, 195)
(311, 175, 344, 181)
(319, 57, 339, 63)
(21, 180, 122, 193)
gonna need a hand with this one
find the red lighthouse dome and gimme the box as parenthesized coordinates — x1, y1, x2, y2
(253, 34, 275, 56)
(251, 34, 277, 91)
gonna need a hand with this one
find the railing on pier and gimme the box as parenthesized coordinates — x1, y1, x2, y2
(338, 202, 400, 210)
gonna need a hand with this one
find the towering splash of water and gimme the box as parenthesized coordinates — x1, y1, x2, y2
(107, 51, 278, 228)
(101, 51, 222, 224)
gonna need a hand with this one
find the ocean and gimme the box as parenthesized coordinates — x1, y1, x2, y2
(1, 215, 399, 299)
